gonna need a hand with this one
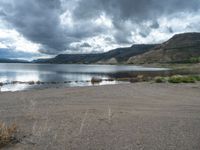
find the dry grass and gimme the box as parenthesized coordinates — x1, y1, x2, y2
(0, 122, 17, 148)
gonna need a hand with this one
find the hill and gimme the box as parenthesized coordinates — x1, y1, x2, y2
(128, 33, 200, 64)
(33, 44, 157, 64)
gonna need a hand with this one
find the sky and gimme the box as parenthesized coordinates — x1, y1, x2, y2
(0, 0, 200, 60)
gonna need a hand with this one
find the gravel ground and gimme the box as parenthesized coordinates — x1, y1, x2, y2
(0, 82, 200, 150)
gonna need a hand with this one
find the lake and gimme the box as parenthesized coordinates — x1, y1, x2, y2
(0, 63, 169, 92)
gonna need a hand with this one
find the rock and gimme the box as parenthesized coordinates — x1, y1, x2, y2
(91, 77, 103, 84)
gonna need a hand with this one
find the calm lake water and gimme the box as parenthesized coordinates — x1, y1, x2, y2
(0, 63, 169, 92)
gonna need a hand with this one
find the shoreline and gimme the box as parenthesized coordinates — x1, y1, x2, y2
(1, 73, 200, 92)
(1, 81, 200, 94)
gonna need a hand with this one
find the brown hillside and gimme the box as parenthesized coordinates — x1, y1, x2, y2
(128, 32, 200, 64)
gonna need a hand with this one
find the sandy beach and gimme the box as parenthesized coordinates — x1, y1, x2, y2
(1, 82, 200, 150)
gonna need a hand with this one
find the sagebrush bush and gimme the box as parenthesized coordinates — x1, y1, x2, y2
(189, 57, 200, 63)
(168, 75, 197, 83)
(168, 75, 183, 83)
(154, 77, 167, 83)
(192, 75, 200, 81)
(181, 76, 196, 83)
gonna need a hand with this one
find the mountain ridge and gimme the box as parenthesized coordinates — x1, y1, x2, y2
(128, 32, 200, 64)
(1, 32, 199, 64)
(33, 44, 157, 64)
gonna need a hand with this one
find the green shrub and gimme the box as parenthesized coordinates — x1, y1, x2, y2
(181, 76, 196, 83)
(154, 77, 167, 83)
(189, 57, 200, 63)
(168, 75, 197, 83)
(168, 75, 183, 83)
(192, 75, 200, 81)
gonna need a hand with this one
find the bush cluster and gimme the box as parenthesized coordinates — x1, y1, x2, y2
(168, 75, 196, 83)
(189, 57, 200, 63)
(154, 75, 200, 83)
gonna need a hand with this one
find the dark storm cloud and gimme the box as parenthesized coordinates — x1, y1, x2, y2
(114, 31, 133, 44)
(74, 0, 200, 43)
(0, 10, 6, 17)
(74, 0, 200, 21)
(1, 0, 70, 54)
(0, 0, 200, 55)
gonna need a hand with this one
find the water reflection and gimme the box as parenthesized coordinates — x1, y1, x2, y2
(0, 63, 169, 92)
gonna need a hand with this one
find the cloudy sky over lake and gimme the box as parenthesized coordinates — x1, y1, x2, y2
(0, 0, 200, 59)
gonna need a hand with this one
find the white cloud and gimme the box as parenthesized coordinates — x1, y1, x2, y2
(94, 13, 113, 28)
(127, 11, 200, 44)
(60, 10, 74, 28)
(0, 28, 40, 53)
